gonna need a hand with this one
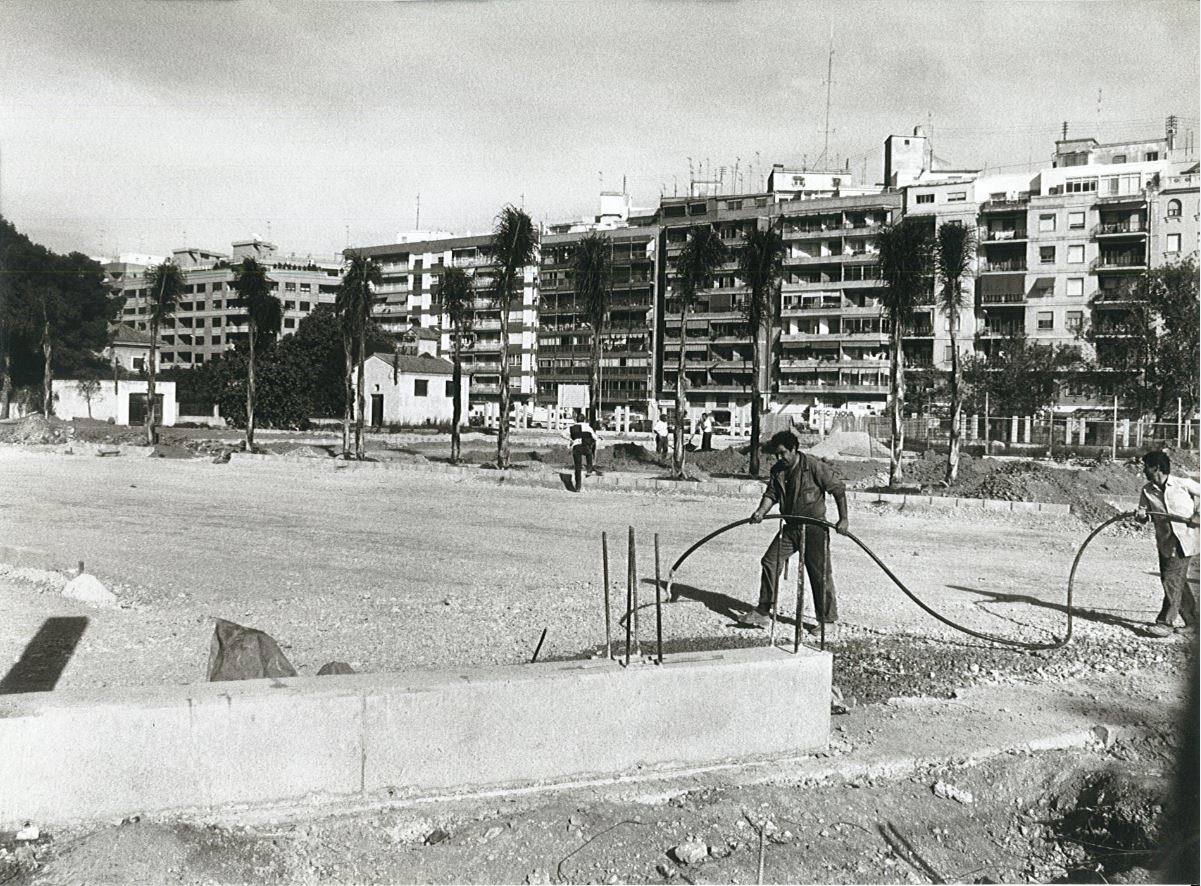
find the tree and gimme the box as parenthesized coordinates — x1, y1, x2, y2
(572, 232, 613, 428)
(673, 225, 730, 478)
(336, 251, 381, 459)
(436, 267, 475, 464)
(934, 220, 976, 483)
(142, 260, 186, 444)
(738, 221, 785, 476)
(876, 219, 933, 487)
(76, 370, 101, 418)
(1087, 256, 1200, 422)
(962, 337, 1082, 416)
(487, 205, 537, 469)
(230, 257, 282, 451)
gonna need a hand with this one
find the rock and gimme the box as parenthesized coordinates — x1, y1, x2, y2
(424, 827, 450, 845)
(61, 573, 117, 608)
(1091, 724, 1121, 749)
(933, 780, 974, 804)
(669, 840, 709, 865)
(483, 826, 503, 841)
(388, 818, 433, 844)
(317, 661, 355, 676)
(15, 823, 39, 841)
(524, 868, 552, 884)
(207, 618, 297, 681)
(656, 862, 677, 879)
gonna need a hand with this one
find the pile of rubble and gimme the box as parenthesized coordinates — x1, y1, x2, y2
(0, 415, 75, 445)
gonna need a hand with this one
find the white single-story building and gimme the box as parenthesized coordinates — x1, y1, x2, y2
(353, 352, 468, 427)
(103, 324, 157, 373)
(51, 379, 178, 427)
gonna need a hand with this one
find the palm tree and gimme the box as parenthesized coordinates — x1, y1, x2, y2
(876, 219, 933, 487)
(231, 257, 282, 452)
(436, 266, 475, 464)
(336, 251, 381, 459)
(934, 221, 976, 483)
(487, 205, 537, 469)
(572, 232, 613, 428)
(672, 225, 730, 478)
(738, 221, 785, 477)
(143, 260, 186, 444)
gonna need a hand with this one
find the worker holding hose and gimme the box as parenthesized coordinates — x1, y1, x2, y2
(1136, 450, 1200, 637)
(743, 430, 849, 631)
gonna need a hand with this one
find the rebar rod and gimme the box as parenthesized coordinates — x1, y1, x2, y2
(630, 526, 639, 660)
(624, 526, 633, 666)
(794, 525, 806, 653)
(601, 532, 612, 660)
(654, 533, 664, 665)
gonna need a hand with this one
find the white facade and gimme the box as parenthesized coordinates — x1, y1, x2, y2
(51, 380, 177, 426)
(355, 354, 469, 426)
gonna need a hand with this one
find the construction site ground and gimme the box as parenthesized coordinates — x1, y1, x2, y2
(0, 422, 1195, 884)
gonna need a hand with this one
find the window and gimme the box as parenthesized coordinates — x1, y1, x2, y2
(947, 191, 966, 202)
(284, 300, 296, 310)
(414, 379, 428, 397)
(1067, 278, 1084, 297)
(445, 380, 454, 397)
(132, 357, 145, 371)
(1039, 213, 1056, 232)
(212, 299, 223, 309)
(299, 302, 310, 312)
(299, 283, 312, 293)
(1167, 233, 1182, 253)
(944, 346, 955, 361)
(915, 193, 935, 204)
(1068, 211, 1085, 230)
(1066, 311, 1083, 332)
(212, 316, 223, 327)
(1113, 154, 1127, 164)
(1040, 246, 1056, 264)
(1037, 312, 1054, 331)
(1065, 178, 1097, 194)
(284, 318, 295, 330)
(1167, 199, 1182, 218)
(284, 282, 296, 291)
(212, 282, 224, 291)
(1145, 151, 1159, 161)
(1067, 245, 1085, 264)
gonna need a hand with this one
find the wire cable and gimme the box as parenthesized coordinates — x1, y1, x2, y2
(665, 511, 1192, 652)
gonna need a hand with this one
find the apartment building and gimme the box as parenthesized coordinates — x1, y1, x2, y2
(537, 222, 658, 413)
(357, 234, 539, 408)
(109, 239, 343, 369)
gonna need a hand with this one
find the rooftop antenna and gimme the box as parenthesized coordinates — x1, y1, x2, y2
(1062, 120, 1069, 141)
(415, 193, 421, 230)
(1096, 89, 1102, 128)
(733, 157, 740, 194)
(819, 24, 834, 169)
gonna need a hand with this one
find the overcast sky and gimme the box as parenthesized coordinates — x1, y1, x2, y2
(1, 0, 1197, 260)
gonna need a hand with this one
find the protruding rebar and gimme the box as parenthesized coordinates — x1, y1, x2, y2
(794, 526, 807, 654)
(624, 526, 633, 666)
(602, 532, 612, 660)
(820, 530, 829, 652)
(531, 627, 548, 663)
(654, 533, 664, 665)
(630, 526, 639, 660)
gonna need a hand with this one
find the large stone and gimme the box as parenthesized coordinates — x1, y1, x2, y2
(61, 573, 117, 608)
(206, 619, 297, 682)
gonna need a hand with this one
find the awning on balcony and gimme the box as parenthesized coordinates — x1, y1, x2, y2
(1030, 276, 1056, 292)
(979, 273, 1025, 298)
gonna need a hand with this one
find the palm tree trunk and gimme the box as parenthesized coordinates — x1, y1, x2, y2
(889, 326, 905, 486)
(146, 321, 158, 444)
(341, 330, 353, 458)
(589, 327, 601, 428)
(0, 326, 11, 420)
(749, 310, 762, 477)
(945, 308, 960, 484)
(451, 331, 462, 464)
(496, 272, 511, 469)
(41, 320, 53, 418)
(673, 305, 688, 478)
(246, 322, 256, 452)
(355, 323, 366, 459)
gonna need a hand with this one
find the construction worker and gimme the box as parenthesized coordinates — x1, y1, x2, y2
(1136, 450, 1200, 637)
(744, 429, 849, 632)
(564, 417, 600, 492)
(700, 412, 715, 452)
(653, 416, 670, 458)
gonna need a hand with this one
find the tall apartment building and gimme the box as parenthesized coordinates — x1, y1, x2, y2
(537, 221, 658, 413)
(109, 239, 344, 369)
(357, 234, 540, 408)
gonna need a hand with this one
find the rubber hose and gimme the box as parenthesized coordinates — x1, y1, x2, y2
(665, 511, 1192, 652)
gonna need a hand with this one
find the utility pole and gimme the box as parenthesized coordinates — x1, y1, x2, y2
(821, 25, 834, 168)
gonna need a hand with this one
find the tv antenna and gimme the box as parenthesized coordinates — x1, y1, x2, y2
(817, 25, 835, 169)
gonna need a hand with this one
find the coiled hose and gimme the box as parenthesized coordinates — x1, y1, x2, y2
(664, 511, 1191, 652)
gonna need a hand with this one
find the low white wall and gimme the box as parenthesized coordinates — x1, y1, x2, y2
(0, 646, 830, 826)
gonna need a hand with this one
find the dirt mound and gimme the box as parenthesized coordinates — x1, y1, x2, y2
(0, 414, 75, 444)
(688, 445, 752, 477)
(150, 443, 193, 459)
(808, 430, 886, 459)
(68, 417, 145, 445)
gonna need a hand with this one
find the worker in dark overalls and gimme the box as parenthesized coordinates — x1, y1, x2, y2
(744, 429, 849, 632)
(565, 418, 599, 492)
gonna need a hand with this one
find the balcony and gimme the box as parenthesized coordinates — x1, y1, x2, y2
(1094, 192, 1148, 206)
(978, 325, 1024, 338)
(980, 260, 1028, 273)
(781, 296, 844, 315)
(1092, 254, 1146, 272)
(1091, 287, 1138, 306)
(778, 382, 888, 395)
(978, 291, 1026, 305)
(981, 228, 1028, 243)
(1092, 222, 1147, 238)
(980, 196, 1030, 213)
(904, 326, 934, 337)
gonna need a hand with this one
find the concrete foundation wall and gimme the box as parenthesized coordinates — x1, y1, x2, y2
(0, 646, 829, 827)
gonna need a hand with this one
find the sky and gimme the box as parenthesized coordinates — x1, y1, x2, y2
(1, 0, 1197, 260)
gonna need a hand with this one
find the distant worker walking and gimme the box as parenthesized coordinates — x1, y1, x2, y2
(564, 418, 600, 493)
(745, 430, 849, 632)
(653, 416, 670, 458)
(1135, 450, 1200, 637)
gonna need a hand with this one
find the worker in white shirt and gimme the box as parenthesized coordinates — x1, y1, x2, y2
(1135, 450, 1200, 637)
(653, 417, 670, 458)
(563, 418, 600, 492)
